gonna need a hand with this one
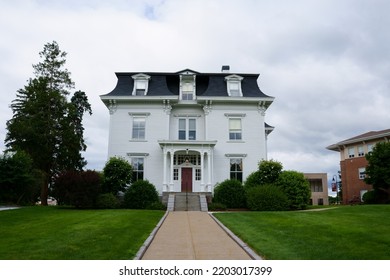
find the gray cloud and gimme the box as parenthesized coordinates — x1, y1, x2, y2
(1, 0, 389, 189)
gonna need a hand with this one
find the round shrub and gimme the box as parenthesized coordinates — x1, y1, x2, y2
(276, 170, 311, 210)
(246, 184, 289, 211)
(102, 157, 132, 195)
(123, 180, 159, 209)
(244, 171, 262, 191)
(362, 190, 379, 204)
(96, 193, 120, 209)
(213, 179, 246, 208)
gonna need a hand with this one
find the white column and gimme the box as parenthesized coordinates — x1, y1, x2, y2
(200, 151, 205, 190)
(163, 149, 167, 191)
(208, 150, 212, 191)
(169, 150, 174, 191)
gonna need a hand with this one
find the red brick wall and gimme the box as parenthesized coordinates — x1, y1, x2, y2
(340, 157, 373, 204)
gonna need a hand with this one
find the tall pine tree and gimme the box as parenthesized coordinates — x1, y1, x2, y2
(5, 41, 92, 205)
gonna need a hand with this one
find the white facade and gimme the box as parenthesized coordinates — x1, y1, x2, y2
(101, 68, 274, 194)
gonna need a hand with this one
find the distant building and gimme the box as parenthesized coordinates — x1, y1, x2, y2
(326, 129, 390, 204)
(304, 173, 329, 205)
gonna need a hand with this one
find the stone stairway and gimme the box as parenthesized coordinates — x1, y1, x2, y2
(175, 193, 201, 211)
(163, 192, 209, 211)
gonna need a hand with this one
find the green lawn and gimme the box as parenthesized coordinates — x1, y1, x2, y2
(0, 206, 164, 260)
(213, 205, 390, 260)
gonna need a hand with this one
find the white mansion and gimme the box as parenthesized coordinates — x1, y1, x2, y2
(100, 66, 274, 194)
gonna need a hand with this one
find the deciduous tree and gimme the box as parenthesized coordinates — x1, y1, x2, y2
(365, 141, 390, 202)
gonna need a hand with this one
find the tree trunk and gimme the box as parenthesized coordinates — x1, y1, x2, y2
(40, 174, 49, 206)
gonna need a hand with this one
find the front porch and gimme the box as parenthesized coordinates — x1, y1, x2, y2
(158, 140, 217, 193)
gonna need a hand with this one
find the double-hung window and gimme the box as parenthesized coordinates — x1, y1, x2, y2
(178, 119, 186, 140)
(229, 118, 242, 140)
(182, 81, 194, 100)
(228, 81, 240, 96)
(358, 167, 366, 180)
(132, 117, 146, 140)
(230, 158, 243, 182)
(180, 74, 196, 101)
(188, 119, 196, 140)
(131, 157, 144, 182)
(348, 147, 355, 158)
(135, 80, 147, 95)
(178, 118, 196, 140)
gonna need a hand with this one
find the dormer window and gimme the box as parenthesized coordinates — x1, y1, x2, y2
(132, 74, 151, 96)
(225, 74, 243, 97)
(180, 74, 196, 100)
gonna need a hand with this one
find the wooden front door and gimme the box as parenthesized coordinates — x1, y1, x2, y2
(181, 168, 193, 192)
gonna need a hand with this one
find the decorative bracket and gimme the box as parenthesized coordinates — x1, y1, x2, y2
(258, 101, 266, 116)
(108, 99, 117, 114)
(163, 100, 172, 114)
(203, 100, 213, 115)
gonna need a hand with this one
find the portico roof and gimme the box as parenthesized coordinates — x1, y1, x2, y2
(158, 140, 217, 150)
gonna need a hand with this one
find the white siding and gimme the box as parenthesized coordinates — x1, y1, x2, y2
(107, 102, 268, 194)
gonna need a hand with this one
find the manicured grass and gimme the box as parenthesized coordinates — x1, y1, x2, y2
(213, 205, 390, 260)
(0, 206, 164, 260)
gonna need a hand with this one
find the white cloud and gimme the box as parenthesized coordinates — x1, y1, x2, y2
(1, 0, 390, 180)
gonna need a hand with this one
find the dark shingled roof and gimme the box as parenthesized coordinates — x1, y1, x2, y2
(102, 69, 272, 99)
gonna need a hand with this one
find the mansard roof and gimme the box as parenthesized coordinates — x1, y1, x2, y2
(101, 69, 273, 99)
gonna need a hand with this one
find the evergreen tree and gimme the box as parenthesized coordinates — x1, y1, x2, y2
(5, 41, 92, 205)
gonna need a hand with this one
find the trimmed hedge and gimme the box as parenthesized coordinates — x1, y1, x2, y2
(246, 184, 289, 211)
(213, 179, 246, 208)
(96, 193, 120, 209)
(53, 170, 102, 208)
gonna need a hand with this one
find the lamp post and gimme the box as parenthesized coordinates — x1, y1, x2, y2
(332, 175, 339, 204)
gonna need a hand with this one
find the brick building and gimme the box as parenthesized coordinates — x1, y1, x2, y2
(326, 129, 390, 204)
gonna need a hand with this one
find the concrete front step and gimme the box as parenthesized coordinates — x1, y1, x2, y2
(163, 192, 210, 212)
(175, 193, 200, 211)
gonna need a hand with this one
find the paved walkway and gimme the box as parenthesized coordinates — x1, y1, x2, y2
(0, 206, 20, 211)
(139, 211, 261, 260)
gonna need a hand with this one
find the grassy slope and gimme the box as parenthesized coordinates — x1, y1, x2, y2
(213, 205, 390, 260)
(0, 207, 164, 260)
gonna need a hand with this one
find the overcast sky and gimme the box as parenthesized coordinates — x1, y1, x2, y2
(1, 0, 390, 193)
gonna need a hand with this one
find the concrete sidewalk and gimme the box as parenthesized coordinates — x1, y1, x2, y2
(138, 211, 261, 260)
(0, 206, 20, 211)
